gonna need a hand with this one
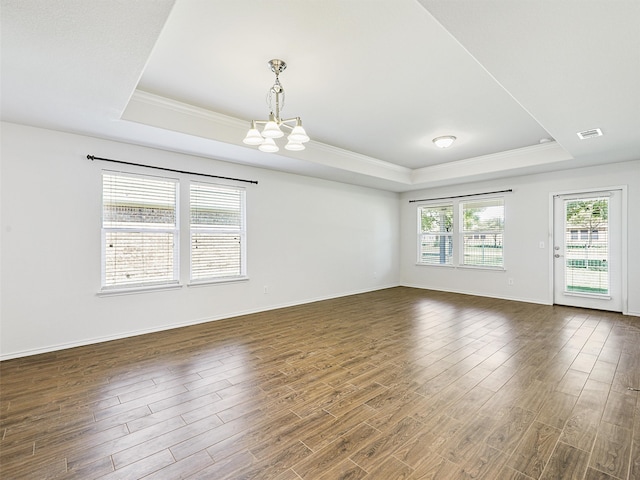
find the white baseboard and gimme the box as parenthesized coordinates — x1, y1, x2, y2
(0, 284, 399, 361)
(401, 283, 640, 318)
(3, 284, 635, 361)
(401, 283, 551, 306)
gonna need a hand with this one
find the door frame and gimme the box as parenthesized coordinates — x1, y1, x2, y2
(548, 185, 628, 314)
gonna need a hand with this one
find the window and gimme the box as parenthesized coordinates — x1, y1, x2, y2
(102, 172, 179, 289)
(461, 197, 504, 268)
(418, 204, 453, 265)
(416, 195, 505, 269)
(190, 182, 246, 282)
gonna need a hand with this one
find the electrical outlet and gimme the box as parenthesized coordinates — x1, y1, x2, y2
(508, 278, 514, 286)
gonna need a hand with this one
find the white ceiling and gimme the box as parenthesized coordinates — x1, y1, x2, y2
(2, 0, 639, 192)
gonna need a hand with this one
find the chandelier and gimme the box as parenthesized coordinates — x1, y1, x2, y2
(242, 59, 310, 153)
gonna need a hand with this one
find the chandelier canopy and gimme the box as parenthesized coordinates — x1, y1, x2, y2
(243, 59, 310, 153)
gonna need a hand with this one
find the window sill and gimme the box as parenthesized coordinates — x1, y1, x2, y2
(415, 263, 454, 268)
(415, 263, 505, 272)
(188, 276, 249, 288)
(98, 283, 183, 297)
(457, 265, 506, 272)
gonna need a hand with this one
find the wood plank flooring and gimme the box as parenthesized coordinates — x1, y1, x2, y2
(1, 287, 639, 479)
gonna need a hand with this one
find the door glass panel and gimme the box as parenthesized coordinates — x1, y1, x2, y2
(564, 196, 609, 295)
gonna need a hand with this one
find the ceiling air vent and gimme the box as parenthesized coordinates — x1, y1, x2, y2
(577, 128, 603, 140)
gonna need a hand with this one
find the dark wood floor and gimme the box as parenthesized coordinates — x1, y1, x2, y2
(1, 287, 639, 479)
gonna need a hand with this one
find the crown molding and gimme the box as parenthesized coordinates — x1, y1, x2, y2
(123, 90, 575, 190)
(133, 91, 412, 173)
(130, 90, 247, 129)
(123, 90, 413, 184)
(308, 141, 412, 174)
(411, 141, 573, 185)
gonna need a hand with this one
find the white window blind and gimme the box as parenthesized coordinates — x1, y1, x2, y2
(102, 172, 179, 289)
(460, 197, 504, 268)
(418, 204, 453, 265)
(190, 182, 246, 282)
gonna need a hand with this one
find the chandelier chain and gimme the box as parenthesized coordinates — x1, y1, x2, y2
(266, 78, 285, 118)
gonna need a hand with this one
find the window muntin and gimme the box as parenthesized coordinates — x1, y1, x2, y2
(460, 197, 504, 268)
(102, 172, 179, 289)
(418, 204, 453, 265)
(190, 182, 246, 282)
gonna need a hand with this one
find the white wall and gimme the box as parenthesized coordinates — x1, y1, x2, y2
(2, 122, 637, 360)
(0, 123, 400, 359)
(400, 159, 640, 315)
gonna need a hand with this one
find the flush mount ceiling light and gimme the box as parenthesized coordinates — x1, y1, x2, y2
(243, 59, 310, 153)
(432, 135, 456, 149)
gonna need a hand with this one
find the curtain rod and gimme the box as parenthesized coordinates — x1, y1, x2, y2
(408, 189, 512, 203)
(87, 155, 258, 185)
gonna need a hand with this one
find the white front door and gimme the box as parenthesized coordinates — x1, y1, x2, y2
(553, 190, 622, 312)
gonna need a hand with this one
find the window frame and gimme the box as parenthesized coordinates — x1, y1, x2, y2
(416, 202, 454, 266)
(189, 181, 247, 284)
(459, 197, 505, 269)
(101, 171, 180, 292)
(415, 195, 506, 271)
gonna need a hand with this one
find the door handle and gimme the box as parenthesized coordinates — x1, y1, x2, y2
(554, 253, 563, 258)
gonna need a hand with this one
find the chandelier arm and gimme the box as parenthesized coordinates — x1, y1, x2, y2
(278, 118, 301, 130)
(249, 117, 300, 128)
